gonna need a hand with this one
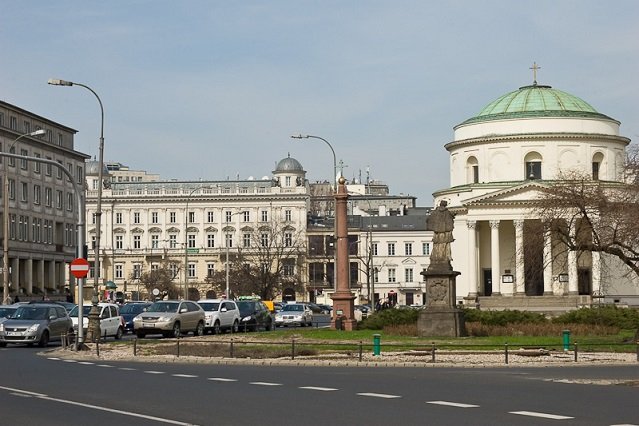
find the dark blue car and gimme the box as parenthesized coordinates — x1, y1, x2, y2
(119, 302, 152, 334)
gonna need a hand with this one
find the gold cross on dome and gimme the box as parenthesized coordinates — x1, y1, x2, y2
(530, 62, 541, 85)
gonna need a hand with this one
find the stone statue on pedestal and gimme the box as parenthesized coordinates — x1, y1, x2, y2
(426, 200, 455, 271)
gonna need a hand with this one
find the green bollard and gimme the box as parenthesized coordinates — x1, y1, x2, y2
(562, 329, 570, 351)
(373, 334, 381, 356)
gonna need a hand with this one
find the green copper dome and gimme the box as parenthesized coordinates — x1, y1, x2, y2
(459, 84, 613, 126)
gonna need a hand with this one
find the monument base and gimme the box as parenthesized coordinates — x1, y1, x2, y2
(417, 308, 466, 337)
(330, 291, 357, 331)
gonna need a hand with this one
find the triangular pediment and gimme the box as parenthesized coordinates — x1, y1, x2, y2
(464, 181, 550, 206)
(401, 258, 417, 265)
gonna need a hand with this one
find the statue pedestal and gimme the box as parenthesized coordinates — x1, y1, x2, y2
(330, 291, 357, 330)
(418, 269, 466, 337)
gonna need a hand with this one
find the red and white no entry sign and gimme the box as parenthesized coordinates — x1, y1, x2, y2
(70, 258, 90, 278)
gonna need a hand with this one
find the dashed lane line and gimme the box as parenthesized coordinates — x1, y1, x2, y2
(144, 370, 166, 375)
(97, 364, 114, 368)
(510, 411, 574, 420)
(208, 378, 238, 382)
(299, 386, 339, 392)
(118, 367, 137, 371)
(427, 401, 479, 408)
(172, 374, 198, 378)
(78, 361, 94, 365)
(357, 393, 401, 399)
(249, 382, 283, 386)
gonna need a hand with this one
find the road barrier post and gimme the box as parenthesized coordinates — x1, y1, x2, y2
(562, 329, 571, 351)
(373, 334, 381, 356)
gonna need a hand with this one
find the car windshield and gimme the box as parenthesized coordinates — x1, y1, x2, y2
(198, 302, 220, 312)
(236, 301, 256, 315)
(0, 307, 17, 318)
(69, 306, 92, 317)
(282, 304, 303, 312)
(147, 302, 179, 313)
(120, 303, 148, 314)
(12, 307, 49, 320)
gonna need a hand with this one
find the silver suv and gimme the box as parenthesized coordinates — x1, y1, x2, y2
(0, 303, 73, 347)
(133, 300, 205, 338)
(197, 299, 241, 334)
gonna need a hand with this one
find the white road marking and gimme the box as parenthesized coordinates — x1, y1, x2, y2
(249, 382, 282, 386)
(144, 370, 166, 374)
(46, 357, 60, 361)
(427, 400, 479, 408)
(118, 367, 136, 371)
(172, 374, 197, 378)
(62, 359, 77, 363)
(299, 386, 338, 392)
(97, 364, 114, 368)
(357, 392, 401, 399)
(0, 386, 46, 397)
(609, 424, 639, 426)
(78, 361, 94, 365)
(510, 411, 574, 420)
(208, 377, 238, 382)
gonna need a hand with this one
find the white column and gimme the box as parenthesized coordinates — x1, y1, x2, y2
(568, 222, 578, 295)
(47, 260, 55, 292)
(467, 220, 478, 297)
(592, 251, 601, 296)
(489, 220, 501, 295)
(514, 219, 525, 295)
(37, 259, 45, 293)
(543, 223, 553, 295)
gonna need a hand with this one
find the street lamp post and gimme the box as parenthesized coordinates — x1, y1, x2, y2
(3, 130, 46, 304)
(224, 210, 242, 299)
(49, 78, 105, 342)
(290, 133, 338, 299)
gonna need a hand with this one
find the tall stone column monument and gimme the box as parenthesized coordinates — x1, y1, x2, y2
(418, 201, 466, 337)
(330, 176, 357, 330)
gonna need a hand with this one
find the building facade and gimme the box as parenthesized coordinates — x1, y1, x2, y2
(0, 100, 89, 301)
(433, 79, 637, 310)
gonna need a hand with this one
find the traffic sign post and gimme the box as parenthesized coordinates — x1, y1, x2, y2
(70, 258, 90, 279)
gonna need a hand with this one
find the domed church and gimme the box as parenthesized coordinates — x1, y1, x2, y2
(433, 68, 636, 310)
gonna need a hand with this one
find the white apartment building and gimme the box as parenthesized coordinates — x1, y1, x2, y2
(84, 155, 309, 301)
(0, 100, 90, 301)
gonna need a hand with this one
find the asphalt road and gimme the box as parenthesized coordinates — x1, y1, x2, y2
(1, 342, 638, 426)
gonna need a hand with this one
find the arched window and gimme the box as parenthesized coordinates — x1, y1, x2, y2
(466, 156, 479, 184)
(592, 152, 604, 180)
(524, 152, 542, 180)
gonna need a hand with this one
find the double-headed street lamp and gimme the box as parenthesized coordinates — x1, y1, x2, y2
(3, 130, 46, 304)
(48, 78, 105, 342)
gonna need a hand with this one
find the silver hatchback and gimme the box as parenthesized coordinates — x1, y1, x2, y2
(0, 303, 73, 347)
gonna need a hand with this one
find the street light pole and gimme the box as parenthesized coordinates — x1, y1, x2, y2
(291, 133, 339, 297)
(3, 130, 46, 304)
(49, 78, 105, 342)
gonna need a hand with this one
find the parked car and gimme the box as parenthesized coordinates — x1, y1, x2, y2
(69, 303, 125, 340)
(304, 302, 323, 314)
(236, 300, 274, 331)
(197, 299, 240, 334)
(119, 302, 152, 334)
(275, 303, 314, 327)
(316, 304, 333, 315)
(0, 305, 18, 323)
(133, 300, 205, 338)
(0, 303, 73, 347)
(53, 301, 77, 313)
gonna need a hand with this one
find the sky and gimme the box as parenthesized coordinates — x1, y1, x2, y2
(2, 1, 638, 205)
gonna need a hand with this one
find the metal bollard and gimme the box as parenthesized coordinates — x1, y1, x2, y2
(574, 342, 578, 362)
(505, 343, 509, 365)
(230, 339, 234, 358)
(373, 334, 381, 356)
(636, 342, 639, 363)
(431, 343, 436, 363)
(176, 338, 180, 357)
(562, 329, 570, 351)
(291, 339, 296, 360)
(359, 341, 363, 362)
(96, 340, 100, 357)
(133, 338, 137, 357)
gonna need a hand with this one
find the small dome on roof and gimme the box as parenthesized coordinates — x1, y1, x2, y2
(274, 154, 304, 173)
(85, 160, 110, 176)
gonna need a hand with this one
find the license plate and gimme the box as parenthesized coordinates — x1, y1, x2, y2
(143, 323, 154, 328)
(6, 331, 21, 336)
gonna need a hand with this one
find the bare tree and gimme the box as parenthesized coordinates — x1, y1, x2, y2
(207, 221, 306, 300)
(136, 261, 181, 300)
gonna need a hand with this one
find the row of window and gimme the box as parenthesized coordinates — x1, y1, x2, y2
(5, 214, 73, 246)
(0, 112, 66, 146)
(371, 242, 430, 257)
(110, 232, 296, 250)
(107, 209, 293, 225)
(4, 179, 74, 212)
(1, 143, 83, 184)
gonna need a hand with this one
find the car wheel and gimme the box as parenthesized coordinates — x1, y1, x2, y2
(0, 342, 7, 347)
(136, 332, 146, 339)
(172, 322, 181, 338)
(115, 327, 123, 340)
(212, 321, 221, 335)
(195, 321, 204, 337)
(231, 320, 239, 333)
(38, 330, 50, 348)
